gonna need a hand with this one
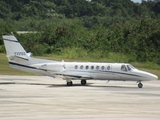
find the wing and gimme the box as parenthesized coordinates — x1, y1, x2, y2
(62, 74, 93, 80)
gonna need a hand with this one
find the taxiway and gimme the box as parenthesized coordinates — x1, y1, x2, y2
(0, 76, 160, 120)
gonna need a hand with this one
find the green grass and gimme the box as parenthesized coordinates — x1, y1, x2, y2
(0, 53, 160, 79)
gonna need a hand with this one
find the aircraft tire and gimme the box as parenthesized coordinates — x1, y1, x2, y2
(67, 81, 73, 86)
(138, 83, 143, 88)
(81, 80, 86, 85)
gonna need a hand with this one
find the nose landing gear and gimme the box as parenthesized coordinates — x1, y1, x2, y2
(137, 81, 143, 88)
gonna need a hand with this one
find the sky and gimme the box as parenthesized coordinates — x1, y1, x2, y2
(87, 0, 142, 3)
(131, 0, 141, 3)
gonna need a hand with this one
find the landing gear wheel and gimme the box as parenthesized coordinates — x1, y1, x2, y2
(67, 81, 73, 86)
(81, 80, 86, 85)
(138, 82, 143, 88)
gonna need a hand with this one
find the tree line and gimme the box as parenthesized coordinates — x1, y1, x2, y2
(0, 0, 160, 64)
(1, 0, 160, 19)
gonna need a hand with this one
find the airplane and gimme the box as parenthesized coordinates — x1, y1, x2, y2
(2, 35, 158, 88)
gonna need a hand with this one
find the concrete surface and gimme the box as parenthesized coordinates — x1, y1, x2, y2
(0, 75, 160, 120)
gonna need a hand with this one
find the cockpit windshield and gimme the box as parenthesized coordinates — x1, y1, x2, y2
(127, 65, 131, 71)
(128, 64, 137, 70)
(121, 64, 137, 72)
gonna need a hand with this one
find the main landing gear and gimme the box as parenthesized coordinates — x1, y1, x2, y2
(137, 81, 143, 88)
(66, 80, 87, 86)
(67, 81, 73, 86)
(81, 80, 87, 85)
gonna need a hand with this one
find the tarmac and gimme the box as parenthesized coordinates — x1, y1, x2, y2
(0, 75, 160, 120)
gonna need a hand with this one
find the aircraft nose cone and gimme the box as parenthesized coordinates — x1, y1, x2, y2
(140, 71, 158, 81)
(154, 75, 158, 80)
(150, 74, 158, 80)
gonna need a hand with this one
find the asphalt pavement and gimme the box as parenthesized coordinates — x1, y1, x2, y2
(0, 76, 160, 120)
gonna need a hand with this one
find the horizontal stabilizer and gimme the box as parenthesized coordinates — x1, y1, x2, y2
(7, 55, 29, 61)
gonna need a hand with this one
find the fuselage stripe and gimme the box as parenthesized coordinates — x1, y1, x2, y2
(9, 62, 36, 69)
(66, 70, 141, 77)
(9, 62, 141, 78)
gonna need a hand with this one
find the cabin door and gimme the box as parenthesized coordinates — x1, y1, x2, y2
(110, 65, 121, 80)
(104, 65, 113, 79)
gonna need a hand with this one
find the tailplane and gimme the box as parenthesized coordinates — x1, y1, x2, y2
(2, 35, 58, 76)
(2, 35, 29, 61)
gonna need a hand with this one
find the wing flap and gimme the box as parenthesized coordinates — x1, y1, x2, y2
(8, 55, 29, 61)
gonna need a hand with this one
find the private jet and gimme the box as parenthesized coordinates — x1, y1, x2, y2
(2, 35, 158, 88)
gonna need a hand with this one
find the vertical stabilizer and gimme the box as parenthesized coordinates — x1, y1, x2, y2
(2, 35, 29, 60)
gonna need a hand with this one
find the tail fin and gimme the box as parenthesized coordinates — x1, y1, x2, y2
(2, 35, 29, 61)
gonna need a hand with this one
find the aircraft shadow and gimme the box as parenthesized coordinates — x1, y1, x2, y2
(0, 82, 16, 85)
(48, 83, 137, 89)
(48, 83, 94, 88)
(0, 82, 137, 89)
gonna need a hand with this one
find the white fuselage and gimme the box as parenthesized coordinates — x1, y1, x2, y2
(9, 59, 158, 82)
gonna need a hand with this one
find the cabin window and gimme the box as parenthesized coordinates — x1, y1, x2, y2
(80, 65, 83, 69)
(86, 65, 89, 70)
(75, 65, 78, 69)
(91, 66, 94, 70)
(101, 66, 105, 70)
(121, 65, 127, 71)
(107, 66, 110, 70)
(96, 66, 99, 70)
